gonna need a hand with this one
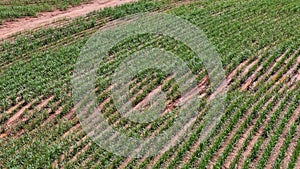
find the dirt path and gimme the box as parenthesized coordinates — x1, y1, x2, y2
(0, 0, 136, 40)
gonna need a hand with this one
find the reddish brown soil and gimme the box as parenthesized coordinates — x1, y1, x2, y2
(5, 100, 25, 114)
(6, 97, 42, 127)
(0, 0, 137, 40)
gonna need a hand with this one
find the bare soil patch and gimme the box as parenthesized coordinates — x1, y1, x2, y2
(0, 0, 137, 40)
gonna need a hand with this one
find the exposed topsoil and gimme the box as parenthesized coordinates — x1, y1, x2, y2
(0, 0, 137, 40)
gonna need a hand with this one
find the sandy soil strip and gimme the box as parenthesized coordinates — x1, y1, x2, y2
(133, 57, 256, 168)
(0, 0, 137, 40)
(116, 75, 207, 169)
(226, 45, 270, 84)
(223, 81, 295, 168)
(245, 56, 300, 167)
(295, 145, 300, 169)
(222, 95, 278, 168)
(249, 93, 298, 168)
(241, 48, 281, 91)
(280, 125, 300, 168)
(6, 96, 43, 127)
(251, 49, 295, 89)
(240, 63, 263, 91)
(264, 106, 300, 169)
(235, 85, 296, 168)
(4, 100, 25, 115)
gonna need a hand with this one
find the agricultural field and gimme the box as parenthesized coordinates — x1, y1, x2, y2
(0, 0, 91, 23)
(0, 0, 299, 168)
